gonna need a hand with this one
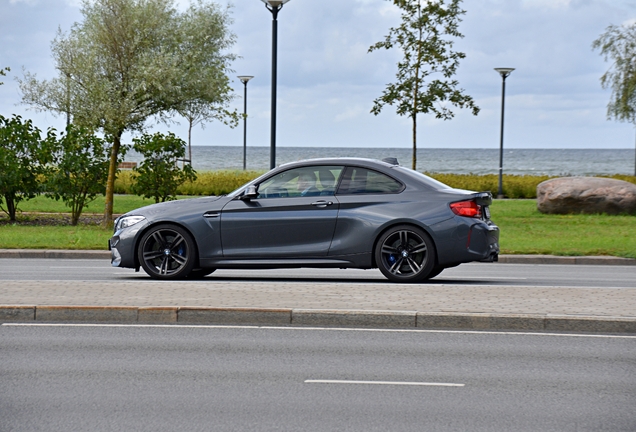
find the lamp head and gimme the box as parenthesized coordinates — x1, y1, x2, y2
(261, 0, 291, 9)
(237, 75, 254, 84)
(494, 68, 515, 78)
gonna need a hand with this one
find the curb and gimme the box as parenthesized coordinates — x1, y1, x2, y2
(0, 249, 634, 265)
(1, 306, 635, 334)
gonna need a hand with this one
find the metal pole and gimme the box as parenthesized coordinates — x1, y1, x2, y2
(269, 8, 279, 169)
(498, 75, 507, 199)
(243, 81, 248, 170)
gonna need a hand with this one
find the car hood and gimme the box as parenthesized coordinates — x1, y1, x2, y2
(125, 196, 225, 218)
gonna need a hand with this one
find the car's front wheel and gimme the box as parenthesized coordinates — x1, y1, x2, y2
(187, 268, 216, 279)
(138, 224, 197, 280)
(375, 225, 436, 283)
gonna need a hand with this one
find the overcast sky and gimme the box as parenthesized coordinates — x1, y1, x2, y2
(1, 0, 636, 149)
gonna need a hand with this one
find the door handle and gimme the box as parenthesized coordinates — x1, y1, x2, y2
(311, 200, 333, 208)
(203, 211, 220, 218)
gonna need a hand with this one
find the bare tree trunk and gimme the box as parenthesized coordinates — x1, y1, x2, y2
(102, 132, 122, 229)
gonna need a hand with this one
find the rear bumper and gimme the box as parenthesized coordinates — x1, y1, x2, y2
(470, 222, 500, 262)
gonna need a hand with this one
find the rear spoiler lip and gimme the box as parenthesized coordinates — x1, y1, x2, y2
(473, 192, 493, 206)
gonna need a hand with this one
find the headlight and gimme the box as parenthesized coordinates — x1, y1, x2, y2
(115, 215, 146, 231)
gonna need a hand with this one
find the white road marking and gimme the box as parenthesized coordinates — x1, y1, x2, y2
(305, 379, 464, 387)
(2, 323, 636, 338)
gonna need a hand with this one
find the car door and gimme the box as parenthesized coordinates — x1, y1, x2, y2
(328, 165, 406, 256)
(220, 165, 344, 258)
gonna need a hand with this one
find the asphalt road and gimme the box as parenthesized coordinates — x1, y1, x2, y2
(1, 324, 635, 432)
(1, 258, 635, 288)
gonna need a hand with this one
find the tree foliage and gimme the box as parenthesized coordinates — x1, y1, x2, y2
(19, 0, 237, 227)
(0, 67, 9, 86)
(131, 132, 197, 203)
(593, 23, 636, 123)
(46, 125, 111, 225)
(593, 23, 636, 176)
(369, 0, 479, 169)
(0, 115, 55, 221)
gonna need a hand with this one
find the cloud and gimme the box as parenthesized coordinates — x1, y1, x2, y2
(522, 0, 571, 9)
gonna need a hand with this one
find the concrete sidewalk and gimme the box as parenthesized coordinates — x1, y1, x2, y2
(0, 250, 635, 333)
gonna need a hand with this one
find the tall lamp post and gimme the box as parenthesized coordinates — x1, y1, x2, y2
(494, 67, 514, 199)
(237, 75, 254, 170)
(261, 0, 291, 169)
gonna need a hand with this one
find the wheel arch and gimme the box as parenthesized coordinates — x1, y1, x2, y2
(133, 220, 202, 270)
(370, 221, 439, 269)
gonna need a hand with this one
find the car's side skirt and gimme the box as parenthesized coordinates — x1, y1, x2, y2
(200, 254, 373, 270)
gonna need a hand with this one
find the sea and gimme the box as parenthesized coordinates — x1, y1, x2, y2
(123, 147, 636, 176)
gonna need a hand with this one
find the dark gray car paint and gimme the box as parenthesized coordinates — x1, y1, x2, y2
(110, 158, 499, 273)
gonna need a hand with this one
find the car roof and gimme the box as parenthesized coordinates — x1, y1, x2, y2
(278, 157, 398, 170)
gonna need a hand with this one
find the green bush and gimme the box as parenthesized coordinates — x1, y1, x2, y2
(115, 169, 264, 196)
(114, 170, 636, 199)
(425, 173, 636, 199)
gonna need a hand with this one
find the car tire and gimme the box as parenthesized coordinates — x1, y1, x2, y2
(187, 268, 216, 279)
(138, 224, 197, 280)
(375, 225, 436, 283)
(425, 266, 444, 280)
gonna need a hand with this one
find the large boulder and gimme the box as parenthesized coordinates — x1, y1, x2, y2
(537, 177, 636, 215)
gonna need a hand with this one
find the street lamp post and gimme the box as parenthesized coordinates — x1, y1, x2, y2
(494, 67, 514, 199)
(237, 75, 254, 170)
(261, 0, 291, 169)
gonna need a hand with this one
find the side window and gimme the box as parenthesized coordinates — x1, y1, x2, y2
(257, 166, 344, 198)
(337, 167, 404, 195)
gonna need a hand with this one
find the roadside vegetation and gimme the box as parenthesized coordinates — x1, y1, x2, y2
(1, 196, 634, 259)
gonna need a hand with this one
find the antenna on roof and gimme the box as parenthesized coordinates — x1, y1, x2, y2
(382, 157, 399, 165)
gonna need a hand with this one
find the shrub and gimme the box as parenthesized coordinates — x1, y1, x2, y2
(131, 132, 196, 203)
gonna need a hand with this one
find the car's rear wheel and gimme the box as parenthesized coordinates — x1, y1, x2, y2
(138, 224, 197, 280)
(375, 225, 436, 283)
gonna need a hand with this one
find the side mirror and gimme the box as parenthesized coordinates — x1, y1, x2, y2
(240, 185, 258, 200)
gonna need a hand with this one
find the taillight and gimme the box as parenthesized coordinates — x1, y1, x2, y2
(450, 200, 481, 218)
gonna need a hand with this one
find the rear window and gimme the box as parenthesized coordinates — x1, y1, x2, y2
(337, 167, 404, 195)
(394, 166, 451, 190)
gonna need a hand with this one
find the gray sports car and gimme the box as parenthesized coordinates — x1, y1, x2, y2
(109, 158, 499, 282)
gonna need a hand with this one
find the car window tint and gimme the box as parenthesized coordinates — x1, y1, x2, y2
(337, 167, 404, 195)
(257, 166, 344, 198)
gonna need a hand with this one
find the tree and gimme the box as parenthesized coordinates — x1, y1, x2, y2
(131, 132, 197, 203)
(46, 125, 111, 225)
(176, 101, 239, 168)
(0, 66, 9, 86)
(593, 23, 636, 176)
(369, 0, 479, 170)
(0, 115, 55, 221)
(19, 0, 237, 227)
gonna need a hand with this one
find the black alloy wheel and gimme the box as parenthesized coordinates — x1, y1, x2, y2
(375, 225, 436, 283)
(138, 224, 197, 279)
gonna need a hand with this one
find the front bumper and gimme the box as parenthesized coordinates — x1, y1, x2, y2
(109, 220, 149, 268)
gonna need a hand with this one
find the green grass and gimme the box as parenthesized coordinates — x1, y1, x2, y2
(0, 225, 110, 250)
(491, 200, 636, 259)
(1, 197, 634, 258)
(13, 194, 171, 215)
